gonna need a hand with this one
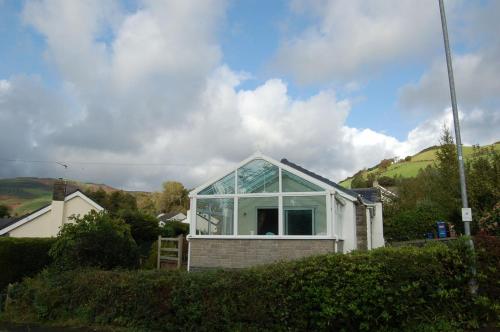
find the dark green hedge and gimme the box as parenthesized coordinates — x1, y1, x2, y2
(0, 237, 55, 292)
(4, 239, 495, 331)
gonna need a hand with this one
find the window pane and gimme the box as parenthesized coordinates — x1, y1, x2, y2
(237, 159, 279, 193)
(238, 197, 278, 235)
(196, 198, 234, 235)
(282, 170, 324, 192)
(199, 172, 235, 195)
(284, 196, 327, 235)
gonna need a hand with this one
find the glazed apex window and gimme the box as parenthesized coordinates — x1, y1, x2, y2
(282, 170, 324, 192)
(237, 159, 279, 193)
(199, 172, 235, 195)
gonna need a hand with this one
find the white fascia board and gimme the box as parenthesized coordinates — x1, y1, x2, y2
(65, 191, 104, 211)
(0, 205, 52, 235)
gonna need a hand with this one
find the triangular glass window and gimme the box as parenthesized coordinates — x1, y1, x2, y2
(282, 170, 324, 192)
(238, 159, 279, 193)
(199, 172, 235, 195)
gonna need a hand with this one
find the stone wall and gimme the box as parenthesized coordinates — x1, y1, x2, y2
(189, 238, 338, 269)
(355, 204, 368, 250)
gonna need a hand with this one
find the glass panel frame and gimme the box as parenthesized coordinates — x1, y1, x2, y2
(196, 198, 234, 235)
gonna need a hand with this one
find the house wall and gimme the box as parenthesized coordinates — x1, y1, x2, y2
(339, 200, 357, 252)
(9, 196, 99, 237)
(9, 209, 54, 237)
(189, 238, 337, 269)
(371, 202, 385, 248)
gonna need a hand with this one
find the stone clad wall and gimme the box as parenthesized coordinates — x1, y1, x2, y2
(355, 204, 368, 250)
(189, 238, 338, 269)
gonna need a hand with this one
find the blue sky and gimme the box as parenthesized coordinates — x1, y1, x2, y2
(0, 0, 498, 190)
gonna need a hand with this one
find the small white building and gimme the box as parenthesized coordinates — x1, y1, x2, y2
(0, 180, 103, 237)
(157, 212, 188, 227)
(187, 153, 384, 270)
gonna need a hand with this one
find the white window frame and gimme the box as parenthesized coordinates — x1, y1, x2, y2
(191, 154, 353, 240)
(284, 207, 315, 235)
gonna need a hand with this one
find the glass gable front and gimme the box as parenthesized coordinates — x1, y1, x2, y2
(194, 157, 331, 237)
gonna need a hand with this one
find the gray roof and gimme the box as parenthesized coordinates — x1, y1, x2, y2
(351, 188, 381, 203)
(280, 158, 373, 203)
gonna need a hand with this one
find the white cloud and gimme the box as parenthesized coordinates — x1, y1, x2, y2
(2, 0, 496, 192)
(274, 0, 444, 84)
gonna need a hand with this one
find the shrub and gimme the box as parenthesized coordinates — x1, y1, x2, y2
(384, 202, 447, 241)
(478, 202, 500, 236)
(159, 220, 189, 238)
(118, 210, 160, 257)
(4, 240, 493, 331)
(49, 211, 139, 270)
(0, 237, 55, 292)
(377, 176, 396, 187)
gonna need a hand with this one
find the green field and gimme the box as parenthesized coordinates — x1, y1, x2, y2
(340, 142, 500, 188)
(0, 178, 117, 217)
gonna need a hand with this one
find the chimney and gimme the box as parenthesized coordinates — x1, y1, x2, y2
(51, 178, 67, 234)
(52, 178, 67, 201)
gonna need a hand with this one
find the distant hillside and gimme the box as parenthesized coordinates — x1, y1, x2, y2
(0, 177, 118, 217)
(340, 142, 500, 188)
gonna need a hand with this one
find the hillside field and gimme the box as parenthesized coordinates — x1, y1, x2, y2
(0, 178, 117, 217)
(340, 142, 500, 188)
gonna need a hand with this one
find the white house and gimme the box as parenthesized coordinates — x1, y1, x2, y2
(186, 153, 384, 271)
(0, 180, 103, 237)
(157, 212, 188, 227)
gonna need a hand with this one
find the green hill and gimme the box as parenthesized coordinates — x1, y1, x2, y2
(340, 142, 500, 188)
(0, 177, 118, 217)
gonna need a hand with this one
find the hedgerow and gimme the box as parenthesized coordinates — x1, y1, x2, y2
(4, 238, 496, 331)
(0, 237, 55, 292)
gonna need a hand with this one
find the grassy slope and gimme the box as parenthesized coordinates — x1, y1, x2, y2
(0, 178, 118, 217)
(340, 142, 500, 188)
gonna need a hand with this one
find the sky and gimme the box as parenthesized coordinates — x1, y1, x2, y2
(0, 0, 499, 191)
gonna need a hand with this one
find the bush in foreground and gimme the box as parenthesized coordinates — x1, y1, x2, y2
(0, 237, 55, 292)
(4, 239, 495, 331)
(49, 211, 139, 270)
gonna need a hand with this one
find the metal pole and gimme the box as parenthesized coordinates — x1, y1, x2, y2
(438, 0, 470, 236)
(438, 0, 476, 291)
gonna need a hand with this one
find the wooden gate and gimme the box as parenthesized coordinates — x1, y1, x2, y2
(157, 234, 185, 270)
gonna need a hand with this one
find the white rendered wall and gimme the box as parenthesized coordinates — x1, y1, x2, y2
(371, 202, 385, 248)
(340, 201, 357, 252)
(9, 196, 99, 237)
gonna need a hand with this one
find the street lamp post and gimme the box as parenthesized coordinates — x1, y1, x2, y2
(438, 0, 476, 290)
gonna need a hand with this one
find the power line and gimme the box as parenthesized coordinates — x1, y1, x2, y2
(0, 158, 197, 167)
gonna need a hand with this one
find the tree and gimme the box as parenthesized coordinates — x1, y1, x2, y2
(466, 145, 500, 225)
(0, 204, 10, 218)
(118, 209, 160, 257)
(50, 211, 139, 270)
(157, 181, 189, 213)
(351, 171, 369, 188)
(84, 189, 138, 215)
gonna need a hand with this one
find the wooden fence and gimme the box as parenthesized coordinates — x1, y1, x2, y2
(157, 234, 186, 270)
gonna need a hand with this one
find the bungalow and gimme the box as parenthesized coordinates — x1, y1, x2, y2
(157, 212, 188, 227)
(186, 153, 384, 271)
(0, 179, 103, 237)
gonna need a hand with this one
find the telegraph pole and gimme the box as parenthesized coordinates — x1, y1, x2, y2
(438, 0, 476, 290)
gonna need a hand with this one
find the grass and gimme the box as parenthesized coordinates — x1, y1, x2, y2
(340, 142, 500, 188)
